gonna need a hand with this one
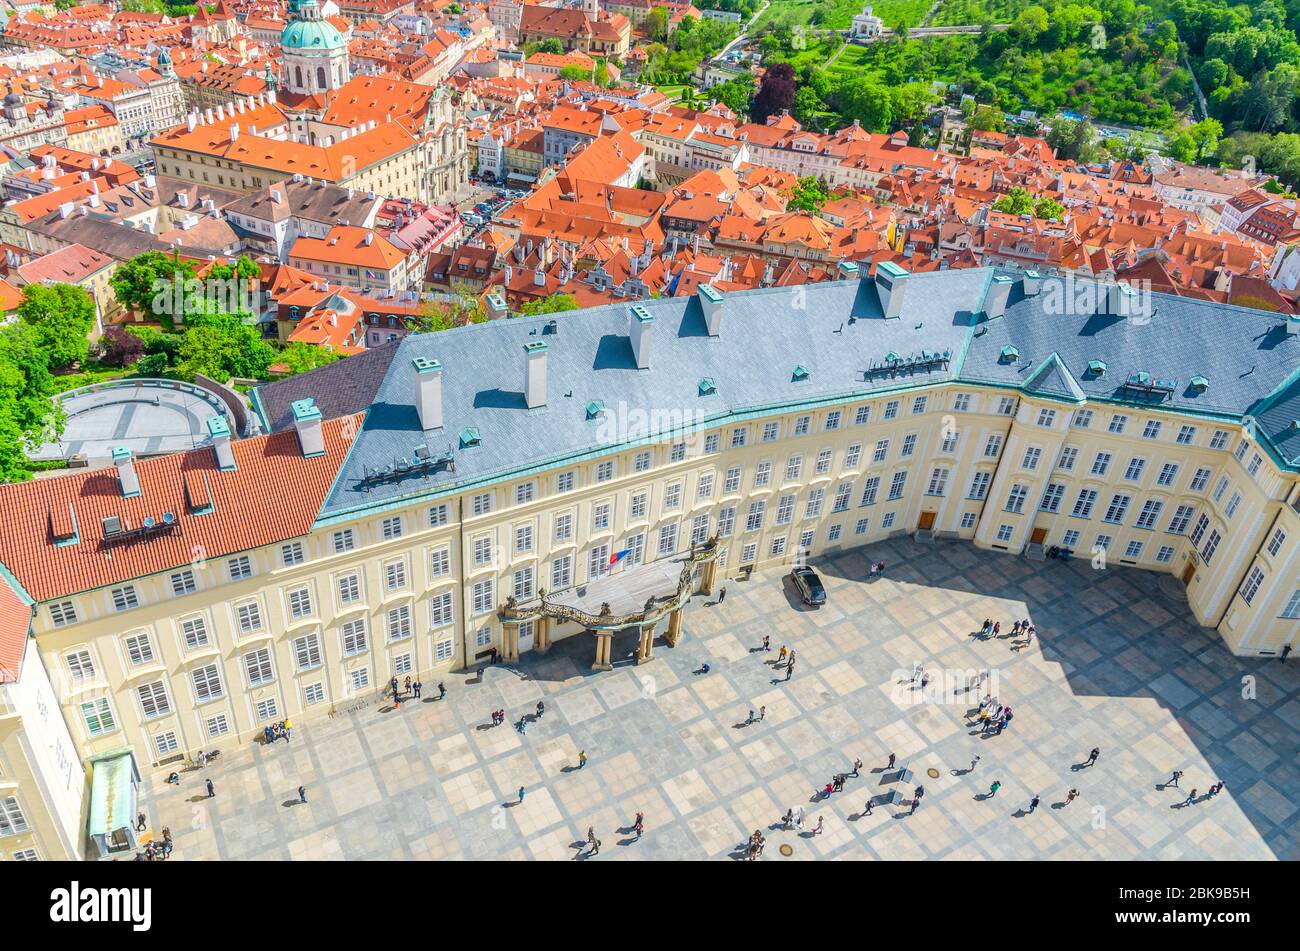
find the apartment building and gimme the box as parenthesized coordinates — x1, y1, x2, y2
(0, 265, 1297, 856)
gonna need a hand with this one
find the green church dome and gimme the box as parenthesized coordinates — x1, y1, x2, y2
(281, 0, 345, 52)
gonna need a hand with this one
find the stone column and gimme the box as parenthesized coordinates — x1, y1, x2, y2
(591, 630, 613, 671)
(665, 606, 684, 647)
(636, 622, 655, 664)
(700, 559, 719, 597)
(502, 621, 520, 663)
(535, 617, 551, 654)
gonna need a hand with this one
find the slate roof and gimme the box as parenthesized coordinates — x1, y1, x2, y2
(306, 268, 1300, 524)
(253, 339, 401, 433)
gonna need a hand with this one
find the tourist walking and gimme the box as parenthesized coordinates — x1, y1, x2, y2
(1065, 789, 1079, 806)
(438, 682, 446, 700)
(718, 586, 727, 603)
(863, 799, 873, 816)
(969, 755, 981, 773)
(785, 659, 795, 681)
(988, 780, 1001, 798)
(536, 700, 545, 720)
(759, 705, 766, 721)
(136, 811, 146, 833)
(762, 635, 770, 652)
(909, 786, 923, 815)
(1086, 747, 1100, 768)
(206, 778, 215, 799)
(813, 816, 824, 836)
(887, 752, 897, 771)
(777, 645, 788, 665)
(578, 750, 588, 769)
(851, 757, 863, 777)
(1166, 769, 1183, 789)
(1183, 789, 1198, 807)
(298, 785, 307, 804)
(518, 786, 525, 803)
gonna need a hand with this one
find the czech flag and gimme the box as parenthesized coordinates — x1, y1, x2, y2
(608, 548, 632, 568)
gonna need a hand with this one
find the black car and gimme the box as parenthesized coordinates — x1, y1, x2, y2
(791, 566, 826, 606)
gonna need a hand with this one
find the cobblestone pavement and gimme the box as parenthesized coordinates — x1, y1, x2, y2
(143, 540, 1299, 860)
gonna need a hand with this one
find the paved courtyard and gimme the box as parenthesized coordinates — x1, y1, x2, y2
(143, 540, 1299, 861)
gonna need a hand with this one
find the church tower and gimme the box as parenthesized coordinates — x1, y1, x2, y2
(280, 0, 349, 98)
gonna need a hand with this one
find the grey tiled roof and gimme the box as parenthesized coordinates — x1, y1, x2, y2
(252, 340, 401, 433)
(307, 268, 1300, 523)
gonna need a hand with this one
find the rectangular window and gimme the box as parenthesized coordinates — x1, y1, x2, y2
(815, 449, 832, 474)
(1156, 463, 1179, 487)
(1200, 530, 1221, 564)
(1091, 452, 1112, 476)
(551, 555, 572, 592)
(556, 472, 575, 494)
(854, 405, 871, 425)
(1266, 529, 1286, 557)
(960, 512, 977, 529)
(137, 681, 170, 719)
(1108, 414, 1127, 434)
(912, 395, 928, 415)
(1005, 484, 1028, 514)
(472, 493, 494, 516)
(49, 601, 77, 627)
(996, 524, 1014, 542)
(696, 472, 714, 499)
(1142, 420, 1161, 440)
(731, 427, 747, 448)
(1071, 489, 1098, 519)
(634, 451, 651, 473)
(1040, 483, 1065, 513)
(804, 489, 825, 519)
(81, 698, 116, 736)
(770, 536, 787, 556)
(887, 471, 907, 501)
(332, 529, 356, 553)
(1176, 425, 1196, 445)
(207, 713, 231, 737)
(927, 467, 949, 496)
(430, 547, 450, 578)
(1189, 467, 1211, 492)
(664, 481, 683, 509)
(427, 504, 449, 527)
(588, 544, 610, 580)
(1036, 408, 1056, 427)
(1209, 430, 1230, 451)
(833, 483, 853, 512)
(953, 393, 972, 412)
(171, 570, 196, 596)
(124, 633, 153, 666)
(288, 586, 314, 618)
(255, 698, 279, 723)
(192, 663, 224, 702)
(512, 566, 535, 600)
(873, 439, 890, 462)
(785, 455, 803, 481)
(281, 542, 305, 566)
(348, 668, 370, 693)
(429, 592, 454, 628)
(1062, 530, 1081, 548)
(294, 633, 322, 671)
(1189, 513, 1210, 545)
(387, 605, 412, 641)
(1164, 504, 1190, 535)
(691, 513, 710, 545)
(1103, 494, 1131, 524)
(1135, 499, 1163, 530)
(855, 518, 870, 535)
(1057, 447, 1078, 471)
(883, 400, 900, 420)
(828, 524, 842, 542)
(180, 615, 209, 650)
(1124, 458, 1146, 481)
(724, 466, 741, 493)
(1124, 540, 1144, 559)
(882, 513, 896, 529)
(554, 512, 574, 541)
(704, 434, 720, 454)
(1240, 567, 1265, 605)
(228, 555, 252, 581)
(762, 421, 779, 442)
(112, 585, 139, 612)
(337, 573, 361, 605)
(996, 397, 1016, 415)
(860, 476, 880, 506)
(825, 410, 841, 431)
(745, 500, 766, 532)
(592, 503, 611, 531)
(793, 416, 810, 436)
(515, 524, 534, 554)
(671, 442, 686, 462)
(236, 601, 263, 634)
(471, 579, 495, 615)
(1021, 446, 1042, 470)
(154, 731, 179, 758)
(1156, 546, 1175, 563)
(968, 471, 991, 500)
(845, 443, 862, 468)
(1280, 589, 1300, 619)
(984, 434, 1002, 458)
(1072, 409, 1093, 429)
(716, 507, 736, 537)
(657, 523, 678, 555)
(342, 618, 368, 655)
(244, 647, 274, 687)
(381, 516, 403, 540)
(515, 481, 537, 505)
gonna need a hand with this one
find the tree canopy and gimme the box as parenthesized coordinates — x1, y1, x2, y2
(18, 283, 96, 370)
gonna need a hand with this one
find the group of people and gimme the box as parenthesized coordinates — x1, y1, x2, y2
(745, 829, 768, 860)
(972, 695, 1013, 735)
(133, 828, 173, 861)
(489, 709, 507, 727)
(978, 617, 1036, 644)
(867, 560, 887, 578)
(770, 645, 797, 681)
(262, 720, 292, 745)
(1166, 769, 1226, 806)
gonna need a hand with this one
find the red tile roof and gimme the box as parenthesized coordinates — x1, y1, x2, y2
(0, 415, 361, 603)
(0, 574, 31, 684)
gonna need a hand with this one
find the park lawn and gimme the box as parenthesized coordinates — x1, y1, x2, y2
(50, 363, 134, 395)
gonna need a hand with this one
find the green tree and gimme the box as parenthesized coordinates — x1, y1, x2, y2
(0, 324, 60, 482)
(646, 7, 669, 42)
(1033, 196, 1067, 220)
(993, 186, 1035, 215)
(417, 281, 488, 330)
(559, 65, 589, 81)
(110, 251, 198, 325)
(1012, 6, 1049, 44)
(1187, 118, 1224, 161)
(520, 293, 580, 316)
(276, 342, 343, 375)
(174, 309, 275, 381)
(788, 176, 830, 213)
(969, 104, 1006, 132)
(18, 283, 96, 370)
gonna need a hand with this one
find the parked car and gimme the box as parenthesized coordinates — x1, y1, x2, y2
(790, 566, 826, 607)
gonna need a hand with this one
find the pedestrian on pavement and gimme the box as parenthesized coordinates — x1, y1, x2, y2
(1167, 769, 1183, 788)
(992, 622, 1001, 637)
(413, 680, 422, 699)
(777, 645, 788, 665)
(135, 812, 146, 832)
(988, 780, 1001, 798)
(404, 676, 412, 697)
(759, 705, 766, 721)
(1027, 794, 1040, 813)
(718, 586, 727, 603)
(1183, 789, 1198, 807)
(852, 757, 863, 777)
(863, 799, 873, 816)
(1065, 789, 1079, 806)
(762, 635, 771, 652)
(298, 785, 307, 804)
(590, 838, 601, 856)
(785, 661, 795, 682)
(1209, 781, 1225, 797)
(813, 816, 824, 836)
(587, 826, 596, 846)
(206, 778, 215, 799)
(1086, 747, 1100, 767)
(438, 682, 446, 700)
(578, 750, 588, 769)
(782, 808, 794, 830)
(887, 752, 897, 771)
(536, 700, 545, 720)
(517, 716, 527, 735)
(909, 795, 921, 816)
(518, 786, 525, 803)
(970, 755, 981, 773)
(391, 677, 399, 699)
(746, 709, 756, 725)
(823, 782, 834, 799)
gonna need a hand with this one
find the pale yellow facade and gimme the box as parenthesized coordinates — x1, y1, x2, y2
(20, 379, 1299, 783)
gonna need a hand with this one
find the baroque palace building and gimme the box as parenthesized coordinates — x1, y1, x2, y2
(1, 265, 1298, 858)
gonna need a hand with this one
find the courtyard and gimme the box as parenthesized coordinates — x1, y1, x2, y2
(142, 539, 1299, 861)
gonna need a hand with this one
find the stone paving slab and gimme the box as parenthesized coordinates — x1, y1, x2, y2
(143, 540, 1299, 861)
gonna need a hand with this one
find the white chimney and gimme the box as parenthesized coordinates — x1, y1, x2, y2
(207, 416, 236, 470)
(532, 267, 545, 287)
(523, 341, 547, 408)
(412, 357, 443, 430)
(485, 293, 507, 320)
(1022, 269, 1042, 295)
(112, 446, 140, 498)
(629, 303, 653, 369)
(697, 284, 722, 336)
(230, 123, 239, 141)
(876, 261, 909, 318)
(983, 274, 1013, 319)
(291, 398, 325, 457)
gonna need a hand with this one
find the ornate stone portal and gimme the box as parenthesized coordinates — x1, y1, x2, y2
(498, 535, 721, 670)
